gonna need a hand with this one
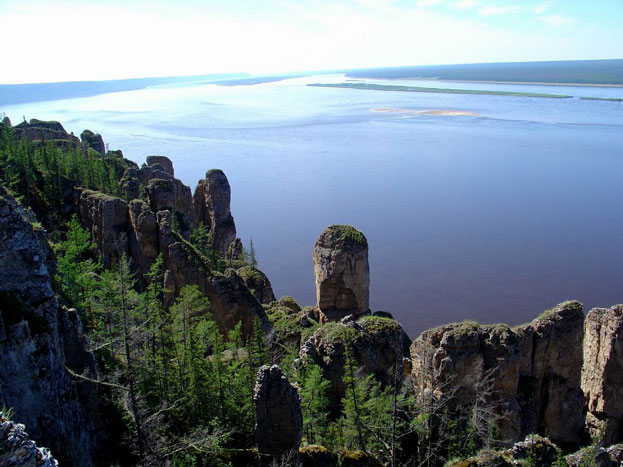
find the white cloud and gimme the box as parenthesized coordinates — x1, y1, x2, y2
(450, 0, 482, 10)
(415, 0, 445, 7)
(540, 14, 573, 26)
(478, 4, 521, 16)
(533, 1, 554, 14)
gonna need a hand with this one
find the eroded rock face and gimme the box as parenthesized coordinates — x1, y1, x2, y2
(146, 155, 175, 177)
(80, 129, 105, 155)
(300, 316, 405, 410)
(0, 417, 57, 467)
(129, 199, 159, 288)
(313, 225, 369, 321)
(237, 265, 276, 304)
(146, 178, 194, 238)
(193, 169, 237, 254)
(78, 190, 130, 268)
(582, 305, 623, 445)
(410, 301, 585, 447)
(13, 119, 80, 149)
(254, 365, 302, 459)
(0, 187, 98, 466)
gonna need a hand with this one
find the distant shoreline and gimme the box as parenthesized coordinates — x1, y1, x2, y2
(308, 82, 573, 99)
(373, 77, 623, 88)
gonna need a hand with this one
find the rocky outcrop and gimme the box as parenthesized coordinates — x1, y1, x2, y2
(13, 119, 80, 148)
(165, 239, 271, 337)
(128, 199, 159, 286)
(300, 315, 405, 409)
(146, 155, 174, 177)
(0, 187, 98, 466)
(254, 365, 302, 461)
(566, 444, 623, 467)
(0, 417, 57, 467)
(80, 129, 105, 155)
(237, 265, 276, 304)
(446, 434, 561, 467)
(410, 301, 585, 447)
(76, 157, 271, 337)
(193, 169, 237, 254)
(146, 178, 194, 238)
(313, 225, 369, 321)
(78, 190, 130, 268)
(581, 305, 623, 445)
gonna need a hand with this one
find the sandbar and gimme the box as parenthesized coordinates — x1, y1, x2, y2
(372, 107, 480, 117)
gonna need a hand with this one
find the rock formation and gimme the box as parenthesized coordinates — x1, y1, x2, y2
(13, 119, 80, 148)
(300, 315, 406, 409)
(78, 190, 131, 268)
(582, 305, 623, 445)
(193, 169, 237, 254)
(146, 178, 194, 238)
(80, 129, 105, 155)
(566, 444, 623, 467)
(0, 417, 58, 467)
(0, 187, 98, 466)
(237, 265, 276, 304)
(254, 365, 303, 462)
(410, 301, 585, 447)
(313, 225, 369, 321)
(146, 155, 175, 177)
(128, 199, 159, 286)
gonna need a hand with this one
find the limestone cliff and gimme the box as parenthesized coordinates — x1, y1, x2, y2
(410, 301, 585, 447)
(78, 190, 131, 268)
(0, 187, 98, 466)
(582, 305, 623, 445)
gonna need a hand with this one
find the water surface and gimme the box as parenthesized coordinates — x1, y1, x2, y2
(4, 75, 623, 337)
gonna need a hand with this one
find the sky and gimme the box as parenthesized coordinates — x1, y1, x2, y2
(1, 0, 621, 84)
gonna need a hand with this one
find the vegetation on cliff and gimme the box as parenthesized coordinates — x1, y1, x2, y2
(1, 117, 620, 467)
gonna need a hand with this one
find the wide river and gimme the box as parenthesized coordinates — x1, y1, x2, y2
(4, 75, 623, 337)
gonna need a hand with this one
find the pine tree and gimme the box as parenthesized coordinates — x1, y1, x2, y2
(56, 215, 99, 319)
(299, 362, 331, 445)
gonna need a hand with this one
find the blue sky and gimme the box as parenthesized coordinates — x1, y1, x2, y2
(1, 0, 621, 83)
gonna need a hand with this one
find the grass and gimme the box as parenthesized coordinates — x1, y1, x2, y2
(308, 82, 573, 99)
(327, 224, 368, 247)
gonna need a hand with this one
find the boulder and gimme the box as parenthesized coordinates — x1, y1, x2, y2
(581, 305, 623, 445)
(254, 365, 302, 461)
(409, 301, 586, 447)
(313, 225, 369, 321)
(78, 190, 130, 268)
(237, 265, 276, 304)
(193, 169, 237, 254)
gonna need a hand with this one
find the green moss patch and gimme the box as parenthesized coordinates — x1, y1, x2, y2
(327, 224, 368, 248)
